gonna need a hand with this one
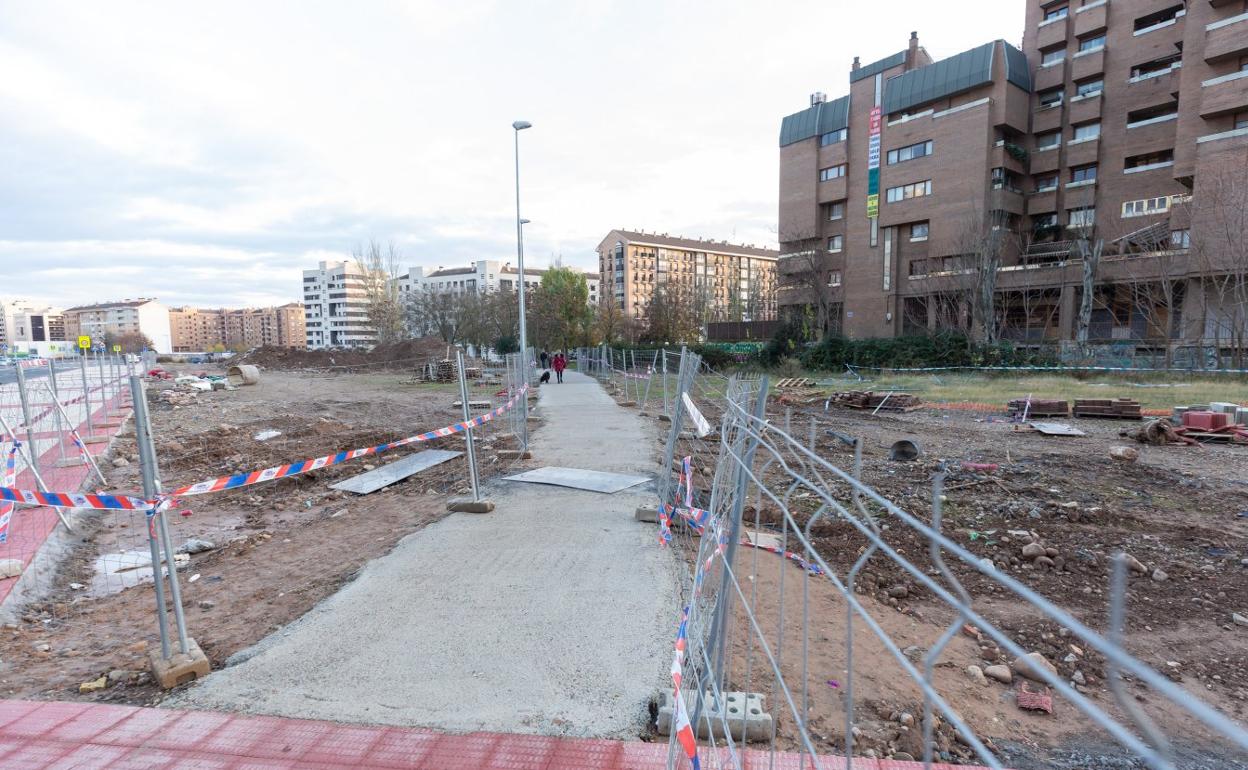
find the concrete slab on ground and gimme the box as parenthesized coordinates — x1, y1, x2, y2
(503, 466, 651, 494)
(172, 370, 679, 738)
(329, 449, 462, 495)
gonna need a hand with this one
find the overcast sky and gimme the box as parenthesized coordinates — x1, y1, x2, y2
(1, 0, 1023, 309)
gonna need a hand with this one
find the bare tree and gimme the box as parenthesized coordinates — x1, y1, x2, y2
(1068, 187, 1104, 354)
(405, 289, 465, 345)
(353, 240, 406, 346)
(777, 232, 839, 340)
(1187, 166, 1248, 368)
(949, 203, 1012, 345)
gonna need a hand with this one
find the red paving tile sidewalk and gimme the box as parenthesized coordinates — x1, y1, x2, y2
(0, 700, 972, 769)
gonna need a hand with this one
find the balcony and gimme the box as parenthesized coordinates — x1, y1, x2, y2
(1074, 0, 1108, 36)
(1030, 144, 1062, 174)
(1199, 70, 1248, 117)
(1065, 136, 1100, 166)
(991, 142, 1027, 175)
(1068, 91, 1103, 124)
(1027, 187, 1058, 216)
(989, 188, 1025, 216)
(1036, 14, 1070, 49)
(1127, 63, 1182, 101)
(1205, 13, 1248, 63)
(1032, 103, 1065, 133)
(816, 175, 848, 204)
(1071, 46, 1106, 81)
(1033, 59, 1067, 91)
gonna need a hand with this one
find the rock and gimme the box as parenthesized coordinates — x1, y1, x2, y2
(898, 712, 915, 727)
(1232, 613, 1248, 627)
(79, 675, 108, 694)
(984, 665, 1013, 684)
(887, 585, 909, 599)
(111, 457, 130, 468)
(69, 582, 84, 590)
(1124, 554, 1148, 574)
(177, 538, 216, 555)
(1021, 543, 1046, 559)
(0, 559, 22, 579)
(198, 600, 215, 610)
(1109, 446, 1139, 462)
(966, 665, 988, 686)
(33, 642, 50, 653)
(1072, 670, 1086, 686)
(1011, 652, 1057, 682)
(1045, 547, 1059, 558)
(107, 669, 133, 685)
(1035, 556, 1055, 569)
(893, 753, 915, 762)
(1151, 568, 1168, 582)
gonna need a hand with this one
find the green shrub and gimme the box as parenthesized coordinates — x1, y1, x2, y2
(799, 333, 1057, 371)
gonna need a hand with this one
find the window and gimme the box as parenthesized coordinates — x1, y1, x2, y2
(1044, 5, 1069, 22)
(1130, 54, 1181, 81)
(910, 222, 930, 241)
(1070, 164, 1098, 184)
(1076, 78, 1104, 98)
(885, 180, 932, 203)
(1035, 173, 1059, 192)
(1134, 5, 1184, 35)
(1124, 149, 1175, 172)
(1036, 130, 1061, 149)
(1121, 196, 1172, 218)
(1078, 34, 1106, 53)
(1236, 112, 1248, 130)
(820, 128, 847, 146)
(822, 200, 845, 220)
(828, 270, 843, 287)
(827, 235, 843, 253)
(1072, 121, 1101, 142)
(1068, 208, 1096, 228)
(887, 140, 933, 164)
(819, 164, 846, 181)
(1170, 229, 1191, 249)
(1034, 212, 1058, 229)
(1039, 88, 1064, 108)
(992, 167, 1023, 192)
(1127, 102, 1179, 127)
(1041, 46, 1066, 66)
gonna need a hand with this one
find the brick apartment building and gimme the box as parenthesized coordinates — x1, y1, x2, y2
(168, 304, 306, 352)
(778, 2, 1248, 356)
(597, 230, 779, 322)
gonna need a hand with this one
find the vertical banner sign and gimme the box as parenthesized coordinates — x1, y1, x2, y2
(866, 107, 882, 219)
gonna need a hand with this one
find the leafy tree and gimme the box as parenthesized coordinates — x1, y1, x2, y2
(532, 267, 590, 349)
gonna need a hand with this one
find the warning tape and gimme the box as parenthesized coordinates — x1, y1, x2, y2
(0, 384, 528, 512)
(0, 443, 18, 543)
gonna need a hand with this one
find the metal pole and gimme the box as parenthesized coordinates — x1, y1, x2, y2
(513, 125, 530, 451)
(45, 386, 107, 485)
(79, 354, 96, 437)
(129, 373, 183, 657)
(0, 413, 72, 531)
(96, 352, 107, 410)
(47, 361, 67, 462)
(14, 365, 40, 479)
(456, 351, 482, 502)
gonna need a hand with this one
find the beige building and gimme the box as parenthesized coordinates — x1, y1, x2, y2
(169, 304, 306, 352)
(64, 299, 173, 354)
(596, 230, 779, 322)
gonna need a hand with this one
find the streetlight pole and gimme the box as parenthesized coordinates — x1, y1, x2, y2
(512, 119, 532, 449)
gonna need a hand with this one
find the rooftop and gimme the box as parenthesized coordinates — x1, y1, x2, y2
(64, 299, 159, 312)
(603, 230, 779, 259)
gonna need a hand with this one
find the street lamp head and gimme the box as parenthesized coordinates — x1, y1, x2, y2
(512, 120, 532, 131)
(520, 218, 531, 225)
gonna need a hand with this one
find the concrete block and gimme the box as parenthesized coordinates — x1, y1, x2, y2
(1184, 411, 1229, 431)
(1236, 408, 1248, 427)
(634, 505, 659, 523)
(55, 458, 87, 468)
(1172, 406, 1190, 425)
(80, 435, 110, 445)
(657, 690, 772, 742)
(149, 637, 210, 689)
(1210, 402, 1238, 414)
(447, 498, 495, 514)
(619, 401, 637, 407)
(497, 450, 532, 460)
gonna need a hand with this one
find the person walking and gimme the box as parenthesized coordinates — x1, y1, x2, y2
(553, 351, 566, 383)
(539, 350, 549, 369)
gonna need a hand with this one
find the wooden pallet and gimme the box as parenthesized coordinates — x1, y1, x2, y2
(1008, 398, 1069, 418)
(775, 377, 816, 389)
(1072, 398, 1142, 420)
(829, 391, 924, 412)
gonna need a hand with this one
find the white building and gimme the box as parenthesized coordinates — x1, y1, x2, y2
(0, 299, 69, 357)
(302, 260, 375, 349)
(63, 299, 173, 354)
(396, 260, 600, 304)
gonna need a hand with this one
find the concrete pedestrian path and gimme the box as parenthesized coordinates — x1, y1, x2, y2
(174, 370, 679, 738)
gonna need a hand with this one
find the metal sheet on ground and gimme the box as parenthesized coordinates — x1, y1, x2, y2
(503, 466, 651, 494)
(1029, 422, 1087, 437)
(330, 449, 463, 495)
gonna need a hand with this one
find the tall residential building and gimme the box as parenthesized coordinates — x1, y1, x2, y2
(0, 300, 67, 355)
(596, 230, 780, 322)
(169, 304, 307, 352)
(302, 261, 375, 349)
(63, 299, 173, 353)
(778, 9, 1248, 351)
(396, 260, 600, 303)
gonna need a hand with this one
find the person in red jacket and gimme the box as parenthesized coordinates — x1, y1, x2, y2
(552, 351, 566, 383)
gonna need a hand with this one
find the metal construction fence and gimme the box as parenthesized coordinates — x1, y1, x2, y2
(589, 346, 1248, 770)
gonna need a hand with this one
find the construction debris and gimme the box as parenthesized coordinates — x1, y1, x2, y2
(1008, 398, 1068, 418)
(1121, 419, 1197, 447)
(774, 377, 815, 389)
(1025, 422, 1087, 437)
(1072, 398, 1142, 420)
(828, 391, 922, 413)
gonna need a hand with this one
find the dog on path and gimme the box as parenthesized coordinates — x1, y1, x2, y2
(539, 370, 551, 384)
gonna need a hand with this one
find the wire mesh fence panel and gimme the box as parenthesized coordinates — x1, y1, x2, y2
(652, 349, 1248, 770)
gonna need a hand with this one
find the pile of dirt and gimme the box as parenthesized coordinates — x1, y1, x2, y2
(237, 338, 452, 371)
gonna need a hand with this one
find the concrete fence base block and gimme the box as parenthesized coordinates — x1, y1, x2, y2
(55, 458, 87, 468)
(634, 506, 659, 523)
(658, 415, 671, 423)
(80, 436, 110, 445)
(657, 690, 772, 742)
(497, 450, 532, 460)
(618, 401, 638, 408)
(149, 638, 211, 689)
(447, 498, 495, 514)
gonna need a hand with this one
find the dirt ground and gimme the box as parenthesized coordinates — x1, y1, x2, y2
(605, 374, 1248, 766)
(0, 368, 527, 706)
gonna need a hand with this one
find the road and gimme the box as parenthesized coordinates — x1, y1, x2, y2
(0, 360, 82, 386)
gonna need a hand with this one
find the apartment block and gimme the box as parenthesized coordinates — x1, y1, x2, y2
(63, 299, 173, 354)
(596, 230, 779, 322)
(302, 260, 375, 350)
(396, 260, 600, 303)
(169, 304, 307, 352)
(778, 5, 1248, 353)
(0, 300, 69, 357)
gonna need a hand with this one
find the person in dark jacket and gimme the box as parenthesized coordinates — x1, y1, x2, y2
(553, 351, 566, 383)
(539, 350, 549, 369)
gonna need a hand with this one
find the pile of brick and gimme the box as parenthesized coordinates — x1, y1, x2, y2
(1072, 398, 1142, 420)
(829, 391, 923, 412)
(1008, 398, 1069, 418)
(1172, 407, 1248, 444)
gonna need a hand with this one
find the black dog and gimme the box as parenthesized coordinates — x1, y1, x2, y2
(539, 370, 551, 384)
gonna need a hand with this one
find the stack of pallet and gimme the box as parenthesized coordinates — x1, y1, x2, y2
(421, 359, 458, 382)
(1173, 411, 1248, 444)
(1007, 398, 1069, 418)
(829, 391, 923, 412)
(1072, 398, 1142, 420)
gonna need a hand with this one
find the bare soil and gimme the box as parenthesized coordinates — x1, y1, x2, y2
(0, 370, 525, 706)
